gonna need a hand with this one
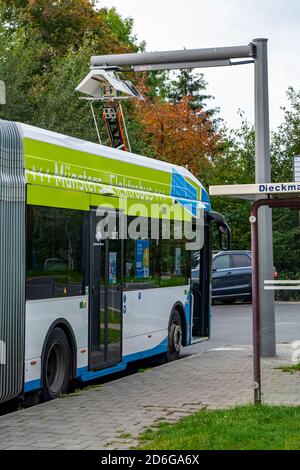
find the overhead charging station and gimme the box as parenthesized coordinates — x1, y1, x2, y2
(76, 39, 277, 403)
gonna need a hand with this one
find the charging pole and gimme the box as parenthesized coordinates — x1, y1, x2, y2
(254, 39, 276, 357)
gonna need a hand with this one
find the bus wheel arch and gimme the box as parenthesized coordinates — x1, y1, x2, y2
(41, 319, 77, 401)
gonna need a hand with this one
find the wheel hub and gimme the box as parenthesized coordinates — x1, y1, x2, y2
(170, 323, 182, 353)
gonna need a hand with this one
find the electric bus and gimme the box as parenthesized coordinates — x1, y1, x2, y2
(0, 119, 230, 404)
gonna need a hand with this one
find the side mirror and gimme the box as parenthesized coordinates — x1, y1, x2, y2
(218, 224, 231, 251)
(207, 211, 231, 251)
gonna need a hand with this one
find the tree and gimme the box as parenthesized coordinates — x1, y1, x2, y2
(0, 25, 47, 124)
(0, 1, 139, 58)
(135, 85, 224, 177)
(167, 69, 213, 111)
(0, 1, 141, 141)
(208, 93, 300, 301)
(0, 1, 100, 53)
(271, 87, 300, 182)
(0, 1, 222, 159)
(271, 87, 300, 298)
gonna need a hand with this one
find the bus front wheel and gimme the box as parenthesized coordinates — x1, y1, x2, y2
(166, 310, 183, 362)
(42, 328, 71, 401)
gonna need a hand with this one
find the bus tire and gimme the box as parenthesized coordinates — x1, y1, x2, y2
(166, 309, 183, 362)
(42, 327, 71, 401)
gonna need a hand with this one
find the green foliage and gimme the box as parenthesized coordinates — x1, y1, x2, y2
(168, 69, 212, 108)
(273, 209, 300, 271)
(165, 69, 220, 130)
(271, 87, 300, 182)
(0, 26, 46, 123)
(0, 0, 101, 53)
(145, 71, 171, 101)
(0, 0, 221, 152)
(271, 88, 300, 291)
(0, 1, 142, 142)
(102, 7, 137, 49)
(276, 363, 300, 373)
(206, 97, 300, 297)
(30, 38, 101, 141)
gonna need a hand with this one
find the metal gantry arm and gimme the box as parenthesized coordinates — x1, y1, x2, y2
(91, 43, 256, 71)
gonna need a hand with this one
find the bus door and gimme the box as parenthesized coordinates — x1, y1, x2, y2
(190, 212, 230, 343)
(191, 220, 211, 342)
(89, 208, 122, 371)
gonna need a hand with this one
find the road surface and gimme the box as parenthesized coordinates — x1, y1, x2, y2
(187, 301, 300, 355)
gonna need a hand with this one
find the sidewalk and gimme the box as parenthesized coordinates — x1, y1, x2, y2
(0, 344, 299, 450)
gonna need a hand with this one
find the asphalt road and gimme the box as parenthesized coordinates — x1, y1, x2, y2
(187, 301, 300, 355)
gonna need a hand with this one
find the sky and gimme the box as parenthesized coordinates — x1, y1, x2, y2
(99, 0, 300, 131)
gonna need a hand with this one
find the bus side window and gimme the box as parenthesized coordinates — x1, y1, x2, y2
(124, 217, 160, 290)
(159, 220, 190, 288)
(26, 205, 85, 300)
(123, 217, 191, 290)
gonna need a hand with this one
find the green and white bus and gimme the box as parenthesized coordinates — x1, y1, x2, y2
(0, 119, 229, 404)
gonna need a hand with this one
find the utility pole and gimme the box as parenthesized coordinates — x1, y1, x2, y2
(253, 38, 276, 357)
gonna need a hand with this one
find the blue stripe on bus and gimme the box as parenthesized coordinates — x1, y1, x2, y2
(77, 337, 168, 382)
(78, 362, 127, 382)
(24, 338, 169, 391)
(124, 337, 168, 363)
(24, 378, 41, 393)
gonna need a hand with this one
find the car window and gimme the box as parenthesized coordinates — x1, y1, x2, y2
(232, 254, 251, 268)
(213, 254, 230, 270)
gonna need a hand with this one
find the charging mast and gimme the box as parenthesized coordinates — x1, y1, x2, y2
(79, 39, 276, 357)
(253, 39, 275, 357)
